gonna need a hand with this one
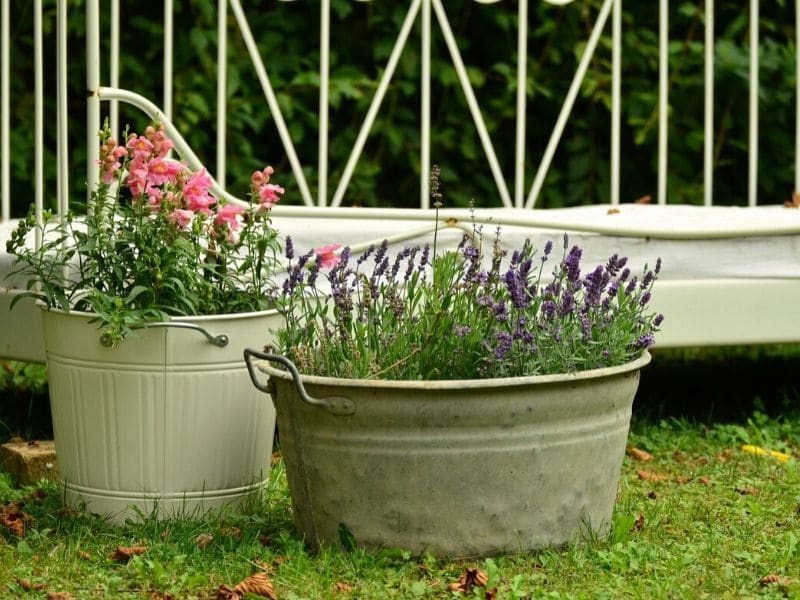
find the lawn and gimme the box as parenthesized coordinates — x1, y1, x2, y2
(1, 348, 799, 599)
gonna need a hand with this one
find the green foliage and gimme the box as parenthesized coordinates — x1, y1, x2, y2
(5, 1, 797, 216)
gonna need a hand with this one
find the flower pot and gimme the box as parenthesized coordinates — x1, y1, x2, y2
(42, 307, 281, 523)
(246, 350, 651, 557)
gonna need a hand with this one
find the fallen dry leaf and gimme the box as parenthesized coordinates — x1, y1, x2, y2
(219, 526, 242, 539)
(759, 574, 795, 587)
(150, 592, 175, 600)
(195, 532, 214, 549)
(110, 545, 147, 563)
(607, 208, 620, 215)
(334, 581, 353, 592)
(647, 490, 658, 500)
(717, 449, 734, 463)
(0, 502, 31, 537)
(626, 447, 654, 462)
(217, 571, 276, 600)
(485, 587, 499, 600)
(447, 568, 489, 594)
(47, 593, 75, 600)
(18, 578, 46, 591)
(736, 485, 759, 496)
(631, 514, 645, 532)
(698, 476, 711, 486)
(77, 549, 91, 561)
(636, 469, 668, 483)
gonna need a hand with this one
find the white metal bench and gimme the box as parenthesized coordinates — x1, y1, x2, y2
(2, 0, 800, 362)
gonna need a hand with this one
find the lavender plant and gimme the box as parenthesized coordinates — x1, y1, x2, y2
(275, 226, 663, 380)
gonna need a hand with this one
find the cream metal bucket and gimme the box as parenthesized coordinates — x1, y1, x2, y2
(43, 307, 281, 523)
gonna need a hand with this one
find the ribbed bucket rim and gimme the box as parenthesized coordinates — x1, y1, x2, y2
(38, 302, 279, 322)
(258, 350, 651, 391)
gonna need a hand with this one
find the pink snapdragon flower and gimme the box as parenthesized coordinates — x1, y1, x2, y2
(144, 125, 174, 158)
(168, 208, 194, 230)
(251, 166, 284, 211)
(183, 169, 216, 215)
(147, 157, 182, 186)
(258, 183, 285, 210)
(127, 134, 154, 160)
(314, 243, 342, 269)
(146, 184, 163, 208)
(98, 142, 128, 184)
(214, 203, 245, 231)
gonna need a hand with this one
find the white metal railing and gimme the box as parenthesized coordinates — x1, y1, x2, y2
(1, 1, 799, 227)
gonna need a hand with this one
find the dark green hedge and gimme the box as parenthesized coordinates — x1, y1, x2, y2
(4, 0, 797, 215)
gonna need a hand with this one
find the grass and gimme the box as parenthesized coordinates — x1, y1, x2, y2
(1, 347, 800, 599)
(1, 415, 799, 598)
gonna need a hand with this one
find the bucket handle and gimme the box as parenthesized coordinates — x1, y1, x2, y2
(243, 349, 356, 416)
(100, 322, 229, 348)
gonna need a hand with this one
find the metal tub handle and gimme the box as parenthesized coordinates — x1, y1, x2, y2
(243, 349, 355, 416)
(100, 321, 230, 348)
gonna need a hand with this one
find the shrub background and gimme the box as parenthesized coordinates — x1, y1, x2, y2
(4, 0, 797, 214)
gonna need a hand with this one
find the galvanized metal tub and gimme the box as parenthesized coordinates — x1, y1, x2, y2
(246, 350, 651, 557)
(43, 307, 281, 523)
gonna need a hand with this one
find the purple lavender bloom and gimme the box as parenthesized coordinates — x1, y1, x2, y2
(544, 240, 554, 256)
(639, 291, 652, 306)
(454, 324, 471, 337)
(633, 333, 655, 350)
(514, 318, 534, 344)
(655, 257, 662, 274)
(564, 246, 583, 283)
(494, 301, 509, 322)
(625, 277, 638, 295)
(558, 291, 575, 316)
(404, 247, 419, 282)
(608, 281, 619, 298)
(605, 254, 627, 276)
(654, 313, 665, 327)
(374, 239, 389, 265)
(563, 233, 569, 249)
(463, 245, 480, 262)
(493, 331, 513, 360)
(642, 270, 655, 289)
(619, 268, 631, 283)
(580, 314, 592, 342)
(357, 244, 375, 266)
(504, 270, 530, 309)
(583, 265, 607, 306)
(285, 236, 295, 260)
(419, 244, 431, 270)
(375, 257, 389, 279)
(307, 260, 321, 286)
(541, 300, 557, 320)
(339, 246, 352, 266)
